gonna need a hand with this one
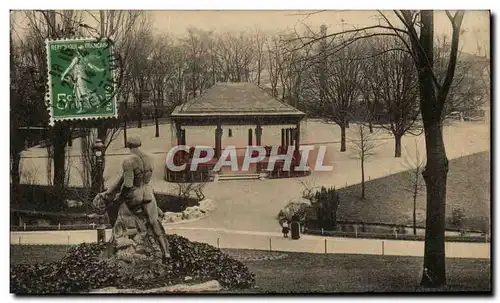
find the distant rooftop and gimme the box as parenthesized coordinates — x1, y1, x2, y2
(171, 82, 305, 118)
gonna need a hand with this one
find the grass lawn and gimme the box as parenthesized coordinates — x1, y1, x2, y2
(10, 245, 491, 293)
(239, 251, 491, 293)
(10, 245, 71, 265)
(336, 151, 490, 231)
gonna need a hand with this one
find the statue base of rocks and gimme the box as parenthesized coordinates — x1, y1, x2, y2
(92, 192, 169, 265)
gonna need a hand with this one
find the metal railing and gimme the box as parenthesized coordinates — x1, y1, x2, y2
(11, 223, 112, 232)
(305, 228, 490, 243)
(10, 223, 490, 244)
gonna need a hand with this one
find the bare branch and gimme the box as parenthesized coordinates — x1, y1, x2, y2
(287, 24, 408, 53)
(437, 11, 465, 106)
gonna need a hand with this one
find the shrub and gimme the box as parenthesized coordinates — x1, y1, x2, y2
(11, 235, 255, 294)
(305, 186, 340, 230)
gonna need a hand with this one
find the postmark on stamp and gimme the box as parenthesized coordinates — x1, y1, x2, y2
(45, 38, 119, 125)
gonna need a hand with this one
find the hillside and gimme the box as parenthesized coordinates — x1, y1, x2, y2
(336, 151, 490, 231)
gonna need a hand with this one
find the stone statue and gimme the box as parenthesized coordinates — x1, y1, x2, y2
(93, 136, 171, 264)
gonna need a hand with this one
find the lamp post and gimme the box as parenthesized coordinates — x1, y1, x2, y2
(92, 138, 106, 242)
(92, 138, 105, 193)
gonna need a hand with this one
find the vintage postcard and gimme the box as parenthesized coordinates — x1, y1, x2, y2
(10, 9, 491, 294)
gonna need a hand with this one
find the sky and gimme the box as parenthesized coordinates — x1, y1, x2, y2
(11, 10, 490, 57)
(149, 10, 490, 56)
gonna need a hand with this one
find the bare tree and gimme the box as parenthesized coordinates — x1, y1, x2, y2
(78, 11, 147, 188)
(410, 12, 465, 286)
(403, 139, 426, 235)
(45, 144, 54, 186)
(10, 25, 49, 197)
(149, 35, 184, 137)
(181, 27, 214, 98)
(252, 29, 267, 86)
(358, 78, 378, 134)
(11, 10, 145, 202)
(292, 9, 467, 287)
(128, 24, 154, 129)
(205, 32, 221, 85)
(97, 10, 145, 143)
(215, 31, 255, 82)
(474, 32, 491, 93)
(279, 33, 305, 105)
(171, 48, 188, 105)
(266, 35, 285, 98)
(368, 37, 421, 157)
(349, 123, 378, 199)
(308, 40, 365, 152)
(434, 36, 488, 121)
(11, 10, 84, 201)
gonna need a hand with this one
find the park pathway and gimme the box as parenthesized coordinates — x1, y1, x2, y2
(10, 227, 490, 259)
(18, 120, 490, 233)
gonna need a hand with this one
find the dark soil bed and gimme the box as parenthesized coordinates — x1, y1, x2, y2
(10, 235, 255, 294)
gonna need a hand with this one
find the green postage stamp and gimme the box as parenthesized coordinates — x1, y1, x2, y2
(45, 38, 118, 125)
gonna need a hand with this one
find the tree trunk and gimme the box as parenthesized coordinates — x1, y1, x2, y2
(53, 140, 66, 188)
(420, 121, 448, 287)
(413, 190, 418, 236)
(154, 108, 160, 138)
(417, 10, 449, 288)
(192, 72, 197, 98)
(361, 157, 365, 199)
(123, 120, 128, 148)
(394, 133, 403, 158)
(257, 60, 261, 86)
(10, 124, 23, 203)
(11, 150, 21, 203)
(52, 125, 70, 207)
(123, 102, 128, 148)
(340, 124, 346, 152)
(11, 151, 21, 186)
(138, 100, 143, 129)
(369, 121, 373, 133)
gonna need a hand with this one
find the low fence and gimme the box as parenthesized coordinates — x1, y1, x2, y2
(305, 228, 490, 243)
(10, 223, 490, 244)
(10, 228, 491, 259)
(304, 218, 489, 243)
(11, 223, 112, 232)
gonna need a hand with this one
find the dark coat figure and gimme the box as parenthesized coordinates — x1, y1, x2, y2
(290, 218, 301, 240)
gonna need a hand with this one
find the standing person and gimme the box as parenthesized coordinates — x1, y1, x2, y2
(290, 215, 301, 240)
(282, 220, 290, 238)
(61, 45, 105, 113)
(103, 136, 171, 263)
